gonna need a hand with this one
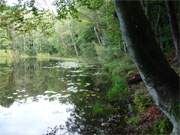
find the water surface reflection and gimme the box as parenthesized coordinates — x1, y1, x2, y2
(0, 96, 73, 135)
(0, 58, 88, 135)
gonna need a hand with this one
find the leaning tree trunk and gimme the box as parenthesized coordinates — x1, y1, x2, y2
(165, 0, 180, 64)
(115, 1, 180, 134)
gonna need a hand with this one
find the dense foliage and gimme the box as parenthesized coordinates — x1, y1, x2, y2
(0, 0, 178, 134)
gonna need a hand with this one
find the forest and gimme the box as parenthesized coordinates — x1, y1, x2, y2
(0, 0, 179, 135)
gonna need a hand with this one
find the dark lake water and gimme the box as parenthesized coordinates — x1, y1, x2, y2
(0, 58, 100, 135)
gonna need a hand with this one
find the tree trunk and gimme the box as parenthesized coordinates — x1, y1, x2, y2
(165, 0, 180, 64)
(115, 1, 180, 134)
(68, 21, 79, 56)
(94, 25, 103, 46)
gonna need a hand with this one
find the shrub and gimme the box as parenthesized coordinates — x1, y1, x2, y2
(107, 75, 128, 102)
(127, 116, 140, 125)
(92, 101, 113, 117)
(133, 91, 152, 112)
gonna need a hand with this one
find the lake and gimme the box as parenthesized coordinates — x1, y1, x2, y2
(0, 58, 125, 135)
(0, 58, 95, 135)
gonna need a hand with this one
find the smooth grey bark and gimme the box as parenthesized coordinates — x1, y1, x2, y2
(165, 0, 180, 64)
(94, 26, 103, 46)
(94, 12, 105, 46)
(70, 31, 79, 56)
(115, 0, 180, 134)
(68, 21, 79, 56)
